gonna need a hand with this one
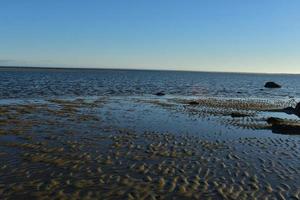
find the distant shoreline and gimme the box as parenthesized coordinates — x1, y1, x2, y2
(0, 65, 299, 75)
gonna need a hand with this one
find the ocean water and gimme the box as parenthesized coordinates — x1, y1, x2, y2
(0, 68, 299, 99)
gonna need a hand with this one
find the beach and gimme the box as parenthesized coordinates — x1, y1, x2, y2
(0, 68, 299, 199)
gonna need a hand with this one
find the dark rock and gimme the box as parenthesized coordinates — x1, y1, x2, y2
(282, 107, 296, 115)
(264, 82, 281, 88)
(270, 123, 300, 135)
(280, 102, 300, 117)
(295, 102, 300, 116)
(230, 112, 249, 118)
(271, 124, 300, 135)
(267, 117, 300, 135)
(155, 92, 165, 96)
(188, 101, 199, 105)
(266, 117, 282, 125)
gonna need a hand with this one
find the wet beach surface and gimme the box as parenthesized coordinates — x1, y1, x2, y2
(0, 95, 299, 200)
(0, 69, 300, 199)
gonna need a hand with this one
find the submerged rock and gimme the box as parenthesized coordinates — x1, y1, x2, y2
(266, 117, 282, 125)
(230, 112, 249, 118)
(155, 92, 165, 96)
(267, 117, 300, 135)
(264, 82, 281, 88)
(188, 101, 199, 105)
(295, 102, 300, 116)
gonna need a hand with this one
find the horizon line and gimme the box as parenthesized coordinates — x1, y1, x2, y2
(0, 65, 299, 75)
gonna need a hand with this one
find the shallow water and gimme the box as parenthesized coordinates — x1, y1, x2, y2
(1, 68, 300, 99)
(0, 69, 300, 199)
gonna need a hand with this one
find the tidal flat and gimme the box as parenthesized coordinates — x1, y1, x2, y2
(0, 95, 299, 200)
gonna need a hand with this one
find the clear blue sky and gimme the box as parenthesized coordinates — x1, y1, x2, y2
(1, 0, 300, 73)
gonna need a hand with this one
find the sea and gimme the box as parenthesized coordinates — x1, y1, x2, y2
(0, 68, 299, 100)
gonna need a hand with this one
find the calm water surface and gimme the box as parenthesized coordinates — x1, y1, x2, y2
(1, 68, 299, 99)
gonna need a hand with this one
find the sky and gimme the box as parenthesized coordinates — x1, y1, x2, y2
(0, 0, 300, 73)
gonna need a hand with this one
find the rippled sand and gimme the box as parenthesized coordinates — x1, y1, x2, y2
(0, 96, 299, 199)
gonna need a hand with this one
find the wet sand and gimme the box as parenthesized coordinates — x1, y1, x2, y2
(0, 96, 299, 199)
